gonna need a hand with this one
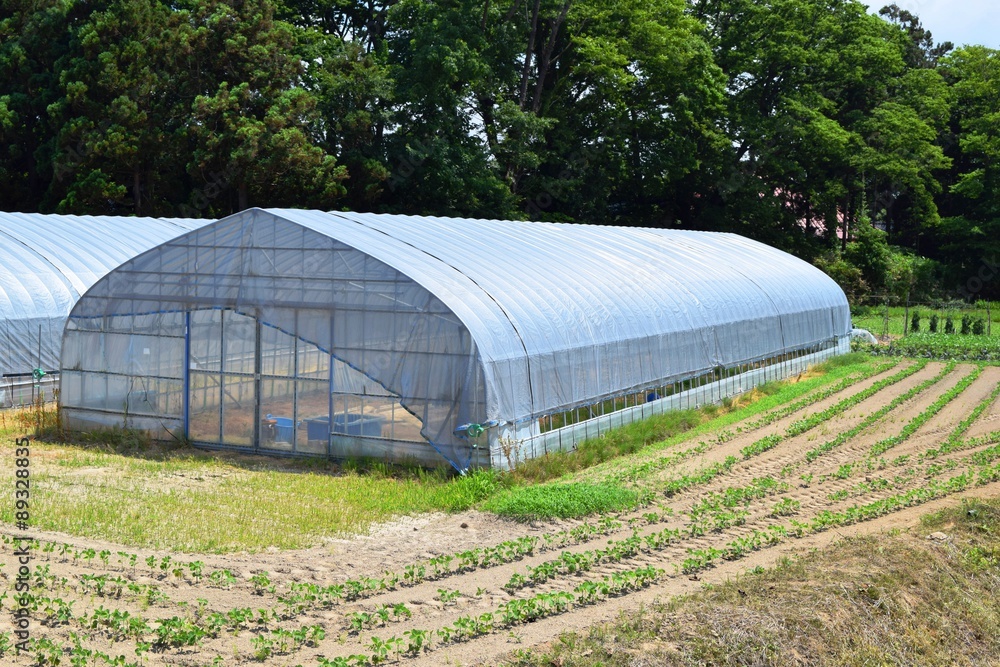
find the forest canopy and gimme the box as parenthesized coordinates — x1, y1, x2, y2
(1, 0, 997, 300)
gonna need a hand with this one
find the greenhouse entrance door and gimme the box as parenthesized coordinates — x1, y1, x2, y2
(185, 308, 335, 454)
(183, 306, 424, 457)
(186, 309, 259, 449)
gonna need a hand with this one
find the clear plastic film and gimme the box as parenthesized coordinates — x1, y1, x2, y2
(0, 213, 210, 374)
(61, 209, 850, 469)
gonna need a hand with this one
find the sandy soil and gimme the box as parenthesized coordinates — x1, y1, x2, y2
(2, 360, 999, 667)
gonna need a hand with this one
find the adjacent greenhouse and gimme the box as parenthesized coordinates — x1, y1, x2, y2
(0, 213, 210, 406)
(60, 208, 851, 470)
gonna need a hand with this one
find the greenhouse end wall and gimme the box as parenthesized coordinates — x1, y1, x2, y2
(59, 208, 851, 471)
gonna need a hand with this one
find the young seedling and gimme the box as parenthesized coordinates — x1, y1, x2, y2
(436, 588, 461, 605)
(250, 572, 274, 595)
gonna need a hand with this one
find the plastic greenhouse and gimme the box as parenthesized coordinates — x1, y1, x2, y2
(0, 213, 210, 406)
(60, 208, 851, 470)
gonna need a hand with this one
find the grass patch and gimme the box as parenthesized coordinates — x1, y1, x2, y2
(483, 483, 642, 520)
(813, 350, 870, 370)
(508, 409, 704, 485)
(0, 433, 484, 552)
(501, 496, 1000, 666)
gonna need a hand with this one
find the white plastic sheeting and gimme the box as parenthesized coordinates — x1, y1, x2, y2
(61, 208, 851, 469)
(0, 213, 211, 374)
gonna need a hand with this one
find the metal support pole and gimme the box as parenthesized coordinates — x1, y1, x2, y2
(903, 290, 910, 337)
(253, 314, 262, 452)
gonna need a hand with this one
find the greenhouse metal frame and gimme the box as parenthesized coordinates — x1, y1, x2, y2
(60, 208, 851, 470)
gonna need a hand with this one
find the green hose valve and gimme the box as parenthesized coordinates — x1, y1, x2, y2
(32, 368, 46, 381)
(467, 423, 485, 438)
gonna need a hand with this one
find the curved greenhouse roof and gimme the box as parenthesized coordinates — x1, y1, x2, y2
(61, 208, 851, 469)
(0, 213, 211, 374)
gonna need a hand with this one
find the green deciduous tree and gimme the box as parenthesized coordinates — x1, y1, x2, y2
(935, 46, 1000, 295)
(383, 0, 726, 223)
(521, 0, 728, 227)
(0, 0, 992, 307)
(690, 0, 950, 259)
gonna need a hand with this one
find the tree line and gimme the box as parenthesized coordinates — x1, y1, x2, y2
(1, 0, 997, 299)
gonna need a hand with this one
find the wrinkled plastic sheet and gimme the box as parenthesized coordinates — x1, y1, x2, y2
(62, 208, 851, 469)
(0, 213, 210, 374)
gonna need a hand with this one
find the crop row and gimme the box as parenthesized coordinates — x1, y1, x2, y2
(924, 380, 1000, 458)
(346, 603, 414, 632)
(686, 450, 1000, 575)
(828, 419, 1000, 501)
(5, 515, 650, 645)
(810, 461, 1000, 530)
(682, 524, 790, 572)
(323, 565, 664, 666)
(860, 334, 1000, 361)
(787, 361, 928, 438)
(2, 516, 634, 619)
(611, 438, 716, 484)
(251, 624, 326, 660)
(928, 429, 1000, 461)
(687, 476, 789, 519)
(24, 564, 171, 609)
(502, 475, 788, 593)
(16, 436, 999, 667)
(652, 436, 1000, 577)
(660, 455, 740, 496)
(803, 362, 953, 462)
(30, 635, 141, 667)
(8, 361, 994, 667)
(0, 538, 217, 583)
(16, 582, 336, 653)
(614, 360, 901, 483)
(19, 567, 663, 667)
(273, 519, 637, 615)
(328, 443, 1000, 667)
(369, 416, 992, 617)
(714, 420, 1000, 568)
(867, 365, 981, 458)
(949, 379, 1000, 440)
(739, 360, 929, 459)
(503, 532, 652, 592)
(740, 360, 900, 432)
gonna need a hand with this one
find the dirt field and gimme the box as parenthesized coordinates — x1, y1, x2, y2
(3, 360, 1000, 666)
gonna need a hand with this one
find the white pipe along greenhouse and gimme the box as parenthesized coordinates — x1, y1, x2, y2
(59, 208, 852, 470)
(0, 212, 211, 407)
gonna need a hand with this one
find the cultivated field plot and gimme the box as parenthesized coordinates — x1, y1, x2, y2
(3, 358, 1000, 666)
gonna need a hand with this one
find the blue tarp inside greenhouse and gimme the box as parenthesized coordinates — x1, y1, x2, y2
(61, 208, 851, 469)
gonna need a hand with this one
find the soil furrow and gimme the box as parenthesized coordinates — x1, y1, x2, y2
(7, 358, 1000, 667)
